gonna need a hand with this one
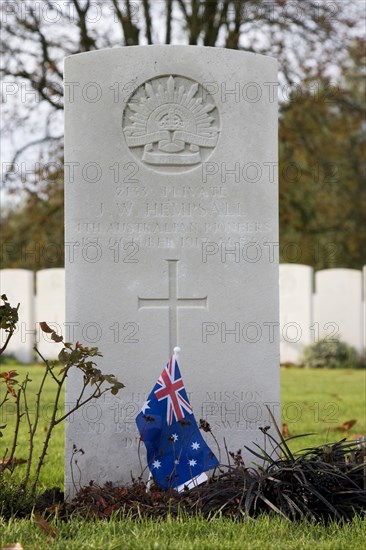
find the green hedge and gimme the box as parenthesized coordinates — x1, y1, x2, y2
(301, 339, 365, 369)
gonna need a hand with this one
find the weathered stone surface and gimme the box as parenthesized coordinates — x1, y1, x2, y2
(314, 268, 363, 353)
(0, 269, 34, 363)
(64, 46, 279, 496)
(35, 268, 65, 359)
(279, 264, 313, 363)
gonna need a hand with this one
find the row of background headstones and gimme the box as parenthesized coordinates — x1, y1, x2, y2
(1, 266, 365, 364)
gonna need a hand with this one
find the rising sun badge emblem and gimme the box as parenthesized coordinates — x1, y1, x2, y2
(122, 75, 219, 172)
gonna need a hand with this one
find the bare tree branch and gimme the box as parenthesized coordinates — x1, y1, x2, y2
(72, 0, 97, 51)
(142, 0, 153, 44)
(225, 1, 241, 49)
(165, 0, 173, 44)
(189, 0, 202, 45)
(111, 0, 139, 45)
(202, 0, 227, 47)
(3, 136, 63, 185)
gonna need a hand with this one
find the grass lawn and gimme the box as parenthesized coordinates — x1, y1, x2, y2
(1, 363, 65, 490)
(1, 363, 365, 549)
(1, 514, 366, 550)
(281, 367, 366, 451)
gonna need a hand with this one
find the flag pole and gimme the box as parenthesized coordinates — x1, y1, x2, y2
(137, 343, 219, 493)
(173, 346, 181, 360)
(146, 346, 181, 493)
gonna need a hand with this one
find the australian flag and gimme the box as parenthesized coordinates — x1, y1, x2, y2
(136, 350, 219, 491)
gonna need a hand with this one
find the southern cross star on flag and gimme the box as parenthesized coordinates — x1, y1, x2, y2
(136, 349, 219, 491)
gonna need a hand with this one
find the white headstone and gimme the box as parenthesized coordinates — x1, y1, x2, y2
(64, 46, 279, 496)
(0, 269, 35, 363)
(35, 268, 66, 360)
(279, 264, 313, 363)
(314, 268, 363, 352)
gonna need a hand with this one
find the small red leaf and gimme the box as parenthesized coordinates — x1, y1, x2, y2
(341, 419, 357, 431)
(98, 496, 108, 508)
(282, 423, 290, 438)
(34, 511, 57, 537)
(40, 322, 54, 334)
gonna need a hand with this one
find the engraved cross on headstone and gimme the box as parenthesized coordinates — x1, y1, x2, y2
(138, 259, 208, 353)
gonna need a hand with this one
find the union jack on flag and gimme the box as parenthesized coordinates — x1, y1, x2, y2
(136, 350, 219, 491)
(154, 355, 193, 425)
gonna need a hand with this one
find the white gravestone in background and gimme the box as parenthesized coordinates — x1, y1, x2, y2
(35, 268, 66, 360)
(0, 269, 34, 363)
(64, 46, 279, 496)
(279, 264, 313, 363)
(314, 269, 363, 353)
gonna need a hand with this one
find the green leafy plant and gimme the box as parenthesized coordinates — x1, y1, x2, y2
(0, 475, 34, 519)
(0, 295, 20, 440)
(0, 294, 19, 356)
(0, 296, 124, 518)
(52, 415, 366, 523)
(301, 338, 364, 369)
